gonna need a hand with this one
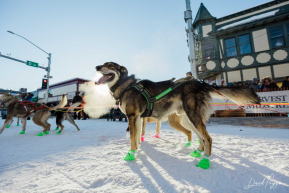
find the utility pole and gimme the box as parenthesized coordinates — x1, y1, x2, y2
(184, 0, 197, 78)
(45, 53, 51, 103)
(4, 31, 52, 104)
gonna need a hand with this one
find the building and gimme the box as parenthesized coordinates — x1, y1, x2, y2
(37, 78, 90, 103)
(193, 0, 289, 86)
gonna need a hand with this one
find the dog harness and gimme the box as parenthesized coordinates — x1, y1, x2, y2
(126, 79, 190, 117)
(18, 101, 48, 117)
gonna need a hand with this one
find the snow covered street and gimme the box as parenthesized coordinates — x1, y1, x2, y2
(0, 118, 289, 193)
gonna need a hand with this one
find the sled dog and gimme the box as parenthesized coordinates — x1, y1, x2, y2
(96, 62, 260, 169)
(0, 94, 67, 135)
(52, 102, 81, 134)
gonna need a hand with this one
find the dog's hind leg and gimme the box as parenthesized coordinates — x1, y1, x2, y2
(154, 121, 161, 138)
(0, 115, 13, 134)
(141, 118, 147, 141)
(33, 111, 51, 136)
(168, 113, 192, 146)
(42, 111, 51, 132)
(183, 94, 212, 169)
(179, 114, 204, 150)
(19, 118, 27, 134)
(64, 113, 80, 133)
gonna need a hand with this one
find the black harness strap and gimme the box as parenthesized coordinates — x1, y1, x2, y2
(126, 80, 189, 117)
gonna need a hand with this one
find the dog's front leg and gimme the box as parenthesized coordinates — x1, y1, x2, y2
(129, 116, 137, 151)
(124, 115, 138, 161)
(135, 116, 141, 148)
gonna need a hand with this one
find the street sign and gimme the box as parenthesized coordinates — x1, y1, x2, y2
(26, 60, 38, 68)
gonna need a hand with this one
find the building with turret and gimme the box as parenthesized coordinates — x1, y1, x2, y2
(193, 0, 289, 86)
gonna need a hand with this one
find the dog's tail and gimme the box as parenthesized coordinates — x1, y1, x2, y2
(209, 86, 261, 105)
(49, 94, 68, 110)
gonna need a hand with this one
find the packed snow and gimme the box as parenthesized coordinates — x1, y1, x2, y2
(218, 9, 279, 31)
(0, 118, 289, 193)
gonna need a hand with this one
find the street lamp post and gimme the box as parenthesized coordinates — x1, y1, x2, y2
(45, 53, 51, 104)
(184, 0, 197, 78)
(7, 31, 52, 103)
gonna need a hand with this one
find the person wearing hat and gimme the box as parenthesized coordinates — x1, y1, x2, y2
(72, 91, 82, 120)
(25, 93, 34, 101)
(261, 76, 279, 92)
(81, 93, 88, 120)
(186, 72, 194, 80)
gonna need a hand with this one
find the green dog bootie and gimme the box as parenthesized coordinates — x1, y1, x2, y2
(197, 155, 210, 169)
(124, 150, 135, 161)
(56, 131, 61, 135)
(37, 132, 44, 136)
(17, 124, 20, 126)
(6, 124, 11, 128)
(55, 127, 59, 130)
(19, 130, 25, 134)
(44, 131, 49, 135)
(190, 149, 203, 158)
(185, 140, 191, 146)
(196, 140, 200, 144)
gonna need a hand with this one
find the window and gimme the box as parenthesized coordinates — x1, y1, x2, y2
(238, 34, 252, 55)
(269, 26, 285, 48)
(204, 40, 214, 59)
(225, 38, 237, 57)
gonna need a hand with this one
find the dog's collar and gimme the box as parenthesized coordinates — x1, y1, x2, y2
(111, 79, 136, 100)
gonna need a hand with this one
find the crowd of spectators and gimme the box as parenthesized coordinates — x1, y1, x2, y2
(211, 76, 289, 91)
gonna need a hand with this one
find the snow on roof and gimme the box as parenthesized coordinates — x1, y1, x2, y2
(219, 0, 274, 18)
(217, 9, 279, 31)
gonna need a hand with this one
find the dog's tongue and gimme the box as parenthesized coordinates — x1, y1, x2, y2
(97, 75, 110, 85)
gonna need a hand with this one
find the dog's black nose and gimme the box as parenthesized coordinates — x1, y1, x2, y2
(96, 66, 102, 71)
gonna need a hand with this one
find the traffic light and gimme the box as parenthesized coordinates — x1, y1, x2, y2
(42, 79, 48, 89)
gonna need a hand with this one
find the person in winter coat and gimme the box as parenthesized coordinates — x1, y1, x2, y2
(73, 91, 82, 120)
(249, 78, 259, 92)
(81, 93, 88, 120)
(227, 83, 233, 87)
(281, 76, 289, 89)
(261, 76, 279, 91)
(25, 93, 33, 101)
(237, 82, 244, 88)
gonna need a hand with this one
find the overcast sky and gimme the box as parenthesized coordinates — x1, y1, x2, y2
(0, 0, 267, 91)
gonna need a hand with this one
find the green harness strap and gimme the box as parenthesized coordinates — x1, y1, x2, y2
(128, 79, 189, 117)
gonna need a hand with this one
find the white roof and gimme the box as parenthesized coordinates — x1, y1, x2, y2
(218, 9, 279, 31)
(220, 0, 275, 18)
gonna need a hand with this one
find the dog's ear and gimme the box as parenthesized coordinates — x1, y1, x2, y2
(120, 66, 128, 76)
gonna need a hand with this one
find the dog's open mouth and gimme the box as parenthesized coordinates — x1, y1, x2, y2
(97, 73, 115, 85)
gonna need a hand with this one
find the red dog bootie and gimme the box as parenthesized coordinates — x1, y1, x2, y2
(154, 134, 159, 138)
(141, 135, 144, 141)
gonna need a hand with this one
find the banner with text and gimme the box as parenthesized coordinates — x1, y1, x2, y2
(212, 91, 289, 114)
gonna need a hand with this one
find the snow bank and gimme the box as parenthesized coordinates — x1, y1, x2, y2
(0, 119, 288, 192)
(218, 9, 279, 31)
